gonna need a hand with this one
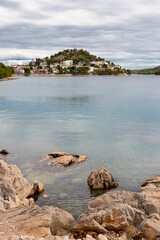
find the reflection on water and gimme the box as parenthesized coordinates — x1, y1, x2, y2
(1, 75, 160, 218)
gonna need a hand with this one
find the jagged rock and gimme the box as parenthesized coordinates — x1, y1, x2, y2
(51, 156, 75, 168)
(49, 152, 70, 158)
(72, 190, 159, 236)
(0, 149, 11, 155)
(87, 168, 118, 190)
(0, 159, 44, 210)
(77, 155, 87, 163)
(0, 205, 75, 239)
(141, 176, 160, 210)
(88, 190, 157, 214)
(42, 152, 87, 167)
(28, 180, 44, 198)
(0, 156, 6, 161)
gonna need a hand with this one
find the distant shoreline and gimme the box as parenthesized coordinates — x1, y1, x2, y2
(0, 73, 129, 81)
(0, 76, 18, 81)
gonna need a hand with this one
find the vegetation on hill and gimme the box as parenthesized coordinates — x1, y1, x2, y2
(131, 66, 160, 75)
(0, 63, 14, 79)
(31, 48, 113, 67)
(27, 48, 129, 76)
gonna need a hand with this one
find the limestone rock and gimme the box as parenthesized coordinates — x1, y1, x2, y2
(97, 234, 109, 240)
(87, 168, 118, 190)
(141, 176, 160, 210)
(40, 155, 53, 162)
(51, 156, 75, 168)
(0, 156, 6, 161)
(0, 149, 11, 155)
(77, 155, 87, 163)
(88, 190, 157, 215)
(72, 190, 159, 236)
(0, 205, 75, 239)
(28, 180, 44, 198)
(84, 235, 95, 240)
(49, 152, 70, 158)
(0, 160, 44, 210)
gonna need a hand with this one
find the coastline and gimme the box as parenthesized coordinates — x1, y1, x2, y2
(2, 73, 129, 80)
(0, 154, 160, 239)
(0, 76, 19, 81)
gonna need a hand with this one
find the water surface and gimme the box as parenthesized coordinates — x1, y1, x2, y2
(1, 75, 160, 217)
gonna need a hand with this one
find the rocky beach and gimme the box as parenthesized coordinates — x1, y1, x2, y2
(1, 150, 160, 240)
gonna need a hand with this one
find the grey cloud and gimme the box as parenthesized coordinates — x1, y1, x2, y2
(0, 0, 160, 69)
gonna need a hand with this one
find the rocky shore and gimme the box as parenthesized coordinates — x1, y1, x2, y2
(0, 76, 18, 81)
(0, 152, 160, 240)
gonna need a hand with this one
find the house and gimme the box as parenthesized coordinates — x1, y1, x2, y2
(90, 61, 106, 67)
(60, 60, 73, 68)
(40, 61, 47, 68)
(88, 66, 95, 73)
(52, 68, 59, 74)
(50, 62, 59, 68)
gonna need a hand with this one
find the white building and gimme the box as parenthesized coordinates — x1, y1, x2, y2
(60, 60, 73, 68)
(50, 62, 59, 68)
(40, 61, 47, 68)
(90, 61, 106, 66)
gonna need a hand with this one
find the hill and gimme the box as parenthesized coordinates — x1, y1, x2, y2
(131, 65, 160, 75)
(32, 48, 109, 66)
(28, 48, 130, 76)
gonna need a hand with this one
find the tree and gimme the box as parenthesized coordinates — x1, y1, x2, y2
(155, 70, 160, 75)
(0, 62, 14, 79)
(24, 68, 30, 76)
(126, 69, 131, 75)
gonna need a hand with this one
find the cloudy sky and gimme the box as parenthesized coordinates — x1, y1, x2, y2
(0, 0, 160, 69)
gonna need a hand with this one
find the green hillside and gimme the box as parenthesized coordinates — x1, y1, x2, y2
(0, 62, 14, 79)
(32, 48, 113, 66)
(131, 66, 160, 75)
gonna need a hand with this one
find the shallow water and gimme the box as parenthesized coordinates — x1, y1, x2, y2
(1, 75, 160, 217)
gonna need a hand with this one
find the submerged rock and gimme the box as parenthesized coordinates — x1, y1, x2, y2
(0, 149, 11, 155)
(51, 155, 75, 168)
(44, 151, 87, 167)
(77, 155, 87, 163)
(87, 168, 118, 190)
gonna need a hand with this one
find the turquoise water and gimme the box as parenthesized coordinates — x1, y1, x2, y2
(1, 75, 160, 217)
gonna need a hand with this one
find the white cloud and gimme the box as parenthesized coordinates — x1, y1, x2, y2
(0, 0, 160, 68)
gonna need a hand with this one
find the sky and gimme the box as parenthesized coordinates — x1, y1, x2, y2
(0, 0, 160, 69)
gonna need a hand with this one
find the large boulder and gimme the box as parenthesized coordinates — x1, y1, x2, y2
(0, 159, 44, 210)
(0, 205, 75, 239)
(72, 190, 159, 238)
(87, 168, 118, 190)
(51, 156, 75, 168)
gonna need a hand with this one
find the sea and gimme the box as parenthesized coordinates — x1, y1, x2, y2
(1, 75, 160, 218)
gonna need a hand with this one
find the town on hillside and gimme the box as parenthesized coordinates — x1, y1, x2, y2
(11, 49, 131, 76)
